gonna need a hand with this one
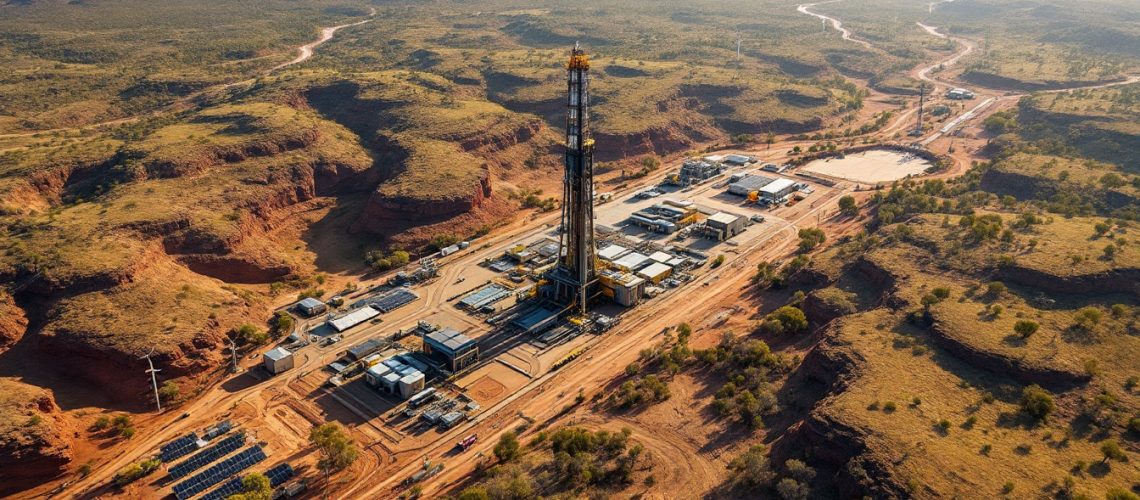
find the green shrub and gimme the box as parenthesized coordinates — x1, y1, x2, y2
(1020, 385, 1054, 421)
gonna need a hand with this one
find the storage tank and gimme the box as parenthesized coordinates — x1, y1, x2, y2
(399, 371, 426, 399)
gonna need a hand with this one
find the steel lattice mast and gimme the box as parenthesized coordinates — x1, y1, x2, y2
(551, 43, 598, 315)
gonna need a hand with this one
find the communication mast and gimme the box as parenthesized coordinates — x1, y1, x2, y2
(140, 348, 162, 413)
(548, 43, 599, 316)
(911, 83, 926, 136)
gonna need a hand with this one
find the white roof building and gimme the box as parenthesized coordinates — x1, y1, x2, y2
(612, 252, 652, 271)
(708, 212, 741, 226)
(598, 244, 631, 261)
(648, 251, 672, 264)
(759, 178, 796, 196)
(328, 306, 380, 332)
(637, 262, 673, 282)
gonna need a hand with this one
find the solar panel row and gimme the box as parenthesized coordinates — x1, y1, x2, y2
(369, 288, 418, 312)
(159, 433, 200, 463)
(172, 446, 266, 500)
(200, 463, 294, 500)
(168, 432, 245, 480)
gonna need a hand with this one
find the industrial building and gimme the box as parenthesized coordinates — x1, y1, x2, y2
(723, 154, 755, 166)
(399, 372, 425, 399)
(759, 178, 797, 201)
(597, 244, 631, 261)
(263, 347, 294, 375)
(675, 159, 723, 185)
(328, 306, 380, 332)
(611, 252, 653, 272)
(598, 270, 646, 307)
(458, 285, 511, 311)
(295, 298, 327, 317)
(346, 338, 386, 361)
(364, 363, 391, 386)
(636, 262, 673, 284)
(704, 212, 746, 241)
(728, 174, 776, 196)
(947, 88, 975, 100)
(422, 327, 479, 372)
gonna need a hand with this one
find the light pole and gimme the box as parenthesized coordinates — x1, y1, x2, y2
(140, 348, 162, 413)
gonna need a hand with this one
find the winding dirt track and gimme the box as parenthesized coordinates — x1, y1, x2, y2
(0, 9, 375, 140)
(797, 1, 871, 49)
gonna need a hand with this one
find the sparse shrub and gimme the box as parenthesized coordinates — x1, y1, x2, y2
(986, 281, 1007, 297)
(624, 363, 640, 376)
(883, 401, 897, 413)
(1001, 481, 1014, 494)
(797, 228, 826, 252)
(1020, 385, 1054, 422)
(776, 478, 810, 500)
(112, 458, 161, 486)
(1074, 307, 1103, 331)
(91, 416, 111, 431)
(1106, 488, 1140, 500)
(937, 419, 951, 433)
(158, 381, 179, 403)
(964, 416, 978, 429)
(1013, 320, 1039, 339)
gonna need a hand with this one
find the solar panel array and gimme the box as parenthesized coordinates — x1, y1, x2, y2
(172, 446, 266, 500)
(168, 432, 246, 480)
(200, 463, 294, 500)
(159, 433, 200, 463)
(201, 420, 233, 441)
(369, 288, 418, 312)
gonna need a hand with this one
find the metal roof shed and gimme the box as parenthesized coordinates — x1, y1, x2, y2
(612, 252, 652, 271)
(597, 244, 630, 261)
(328, 306, 380, 332)
(636, 262, 673, 283)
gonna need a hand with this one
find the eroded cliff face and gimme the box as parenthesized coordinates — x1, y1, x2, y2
(0, 292, 27, 352)
(0, 380, 74, 495)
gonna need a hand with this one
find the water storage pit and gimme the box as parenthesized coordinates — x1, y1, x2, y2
(802, 149, 933, 183)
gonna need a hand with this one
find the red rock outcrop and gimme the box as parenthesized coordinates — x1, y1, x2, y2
(0, 292, 27, 352)
(0, 380, 74, 495)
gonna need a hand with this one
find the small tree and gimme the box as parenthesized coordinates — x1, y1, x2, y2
(1020, 385, 1054, 422)
(838, 195, 858, 216)
(309, 423, 359, 494)
(228, 472, 272, 500)
(1013, 320, 1039, 339)
(494, 431, 521, 462)
(729, 445, 774, 488)
(236, 324, 268, 345)
(273, 311, 295, 335)
(1101, 439, 1126, 463)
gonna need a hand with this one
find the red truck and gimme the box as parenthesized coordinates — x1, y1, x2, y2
(457, 434, 478, 451)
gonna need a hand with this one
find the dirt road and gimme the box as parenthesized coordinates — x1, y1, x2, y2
(797, 1, 872, 49)
(271, 8, 375, 71)
(0, 9, 375, 139)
